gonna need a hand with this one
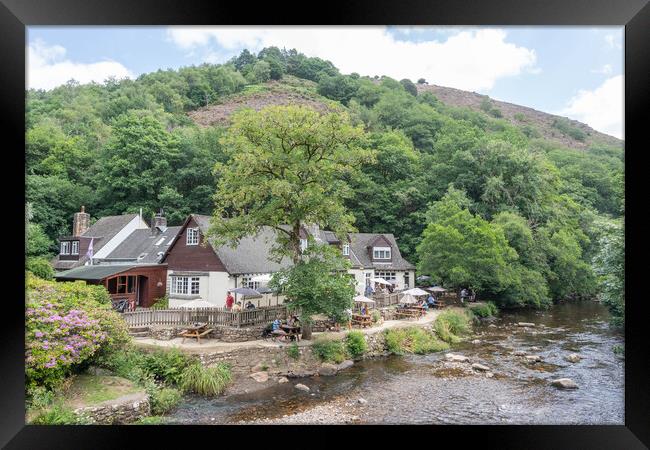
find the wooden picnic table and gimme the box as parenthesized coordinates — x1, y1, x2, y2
(352, 314, 373, 328)
(395, 308, 421, 320)
(180, 323, 212, 344)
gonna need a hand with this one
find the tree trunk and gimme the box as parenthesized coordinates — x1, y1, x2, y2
(301, 321, 312, 340)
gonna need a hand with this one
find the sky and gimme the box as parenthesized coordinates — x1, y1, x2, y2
(27, 26, 624, 139)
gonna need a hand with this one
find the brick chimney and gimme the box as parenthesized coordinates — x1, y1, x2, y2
(73, 206, 90, 236)
(152, 209, 167, 234)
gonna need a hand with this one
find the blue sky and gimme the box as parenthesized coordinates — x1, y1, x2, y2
(27, 26, 624, 138)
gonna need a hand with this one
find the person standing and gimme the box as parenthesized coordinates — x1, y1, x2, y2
(225, 292, 234, 309)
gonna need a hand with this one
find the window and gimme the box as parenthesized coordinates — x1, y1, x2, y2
(342, 243, 350, 256)
(376, 271, 396, 282)
(365, 272, 372, 285)
(71, 241, 79, 255)
(300, 238, 308, 253)
(60, 241, 70, 255)
(113, 275, 136, 294)
(186, 228, 199, 245)
(170, 276, 200, 295)
(404, 273, 410, 288)
(241, 276, 260, 290)
(373, 246, 391, 260)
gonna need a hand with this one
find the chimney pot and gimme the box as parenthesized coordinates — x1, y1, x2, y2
(73, 206, 90, 236)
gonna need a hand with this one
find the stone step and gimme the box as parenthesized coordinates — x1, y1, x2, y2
(129, 331, 150, 338)
(128, 326, 149, 333)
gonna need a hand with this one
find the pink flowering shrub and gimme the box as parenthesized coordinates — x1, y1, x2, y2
(26, 274, 130, 390)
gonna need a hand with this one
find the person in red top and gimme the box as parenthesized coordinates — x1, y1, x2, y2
(225, 292, 234, 309)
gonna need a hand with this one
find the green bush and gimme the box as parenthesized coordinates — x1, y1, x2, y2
(27, 385, 55, 410)
(286, 343, 300, 360)
(371, 310, 381, 323)
(151, 295, 169, 310)
(142, 348, 193, 385)
(179, 363, 232, 397)
(26, 257, 55, 280)
(312, 338, 348, 364)
(514, 112, 527, 122)
(434, 310, 472, 343)
(150, 387, 182, 415)
(30, 403, 91, 425)
(469, 302, 499, 318)
(345, 331, 368, 358)
(552, 118, 587, 141)
(384, 327, 449, 355)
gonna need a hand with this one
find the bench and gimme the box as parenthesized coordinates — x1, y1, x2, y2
(396, 310, 421, 320)
(180, 327, 212, 344)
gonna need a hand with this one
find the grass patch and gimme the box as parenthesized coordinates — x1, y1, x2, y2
(469, 302, 499, 318)
(345, 331, 368, 359)
(64, 375, 141, 407)
(312, 337, 348, 364)
(179, 363, 232, 397)
(384, 327, 449, 355)
(134, 416, 166, 425)
(150, 387, 182, 415)
(286, 343, 301, 360)
(29, 403, 92, 425)
(434, 310, 472, 344)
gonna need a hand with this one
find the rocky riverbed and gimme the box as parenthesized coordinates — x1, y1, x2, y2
(166, 302, 624, 425)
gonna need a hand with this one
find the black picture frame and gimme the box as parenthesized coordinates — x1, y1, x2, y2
(2, 0, 648, 447)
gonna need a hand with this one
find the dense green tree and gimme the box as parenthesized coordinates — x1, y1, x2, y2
(209, 105, 374, 263)
(592, 217, 624, 327)
(400, 78, 418, 96)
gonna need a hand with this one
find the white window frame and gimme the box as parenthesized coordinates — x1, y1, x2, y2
(241, 276, 260, 290)
(71, 241, 79, 255)
(373, 246, 391, 260)
(376, 271, 396, 282)
(342, 243, 350, 256)
(60, 241, 70, 255)
(186, 228, 200, 246)
(365, 272, 372, 286)
(170, 276, 200, 295)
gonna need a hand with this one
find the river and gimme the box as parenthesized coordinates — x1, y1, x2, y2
(165, 302, 624, 425)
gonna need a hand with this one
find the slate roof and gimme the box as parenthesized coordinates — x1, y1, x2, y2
(55, 264, 140, 281)
(52, 214, 140, 270)
(192, 215, 293, 275)
(103, 226, 181, 264)
(347, 232, 416, 270)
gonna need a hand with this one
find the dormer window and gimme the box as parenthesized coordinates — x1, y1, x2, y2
(186, 228, 200, 246)
(373, 246, 391, 260)
(343, 243, 350, 256)
(300, 238, 308, 253)
(60, 241, 70, 255)
(71, 241, 79, 255)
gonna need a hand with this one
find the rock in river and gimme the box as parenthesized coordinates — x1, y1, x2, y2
(318, 363, 339, 376)
(512, 350, 528, 356)
(295, 383, 310, 392)
(517, 322, 536, 327)
(551, 378, 578, 389)
(525, 355, 542, 362)
(337, 360, 354, 371)
(472, 363, 490, 372)
(357, 398, 368, 405)
(249, 371, 269, 383)
(445, 353, 470, 363)
(565, 353, 581, 363)
(277, 377, 289, 384)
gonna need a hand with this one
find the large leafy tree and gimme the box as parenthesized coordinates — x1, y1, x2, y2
(592, 217, 624, 327)
(209, 105, 374, 265)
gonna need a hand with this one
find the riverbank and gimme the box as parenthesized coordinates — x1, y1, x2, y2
(164, 302, 623, 425)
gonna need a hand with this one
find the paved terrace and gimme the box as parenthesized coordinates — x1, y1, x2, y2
(132, 308, 447, 354)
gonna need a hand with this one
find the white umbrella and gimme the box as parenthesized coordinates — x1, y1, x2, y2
(426, 286, 447, 293)
(399, 293, 418, 304)
(251, 274, 272, 283)
(177, 298, 214, 309)
(354, 295, 375, 304)
(402, 288, 429, 296)
(370, 277, 391, 285)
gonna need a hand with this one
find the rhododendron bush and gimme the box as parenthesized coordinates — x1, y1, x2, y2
(26, 274, 130, 390)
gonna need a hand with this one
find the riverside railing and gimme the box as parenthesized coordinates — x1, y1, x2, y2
(121, 305, 288, 328)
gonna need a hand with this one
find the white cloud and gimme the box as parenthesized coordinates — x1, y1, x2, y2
(27, 39, 133, 90)
(166, 26, 538, 92)
(560, 75, 624, 139)
(591, 64, 613, 75)
(604, 33, 622, 50)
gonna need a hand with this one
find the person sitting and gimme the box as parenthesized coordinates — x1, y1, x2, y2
(361, 305, 368, 316)
(271, 319, 282, 331)
(427, 294, 436, 308)
(232, 301, 242, 312)
(245, 300, 256, 310)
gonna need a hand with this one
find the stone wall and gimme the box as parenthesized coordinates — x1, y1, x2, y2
(146, 325, 265, 342)
(73, 392, 150, 425)
(198, 344, 322, 377)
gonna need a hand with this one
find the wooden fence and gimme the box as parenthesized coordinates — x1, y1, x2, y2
(121, 305, 288, 328)
(373, 293, 401, 308)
